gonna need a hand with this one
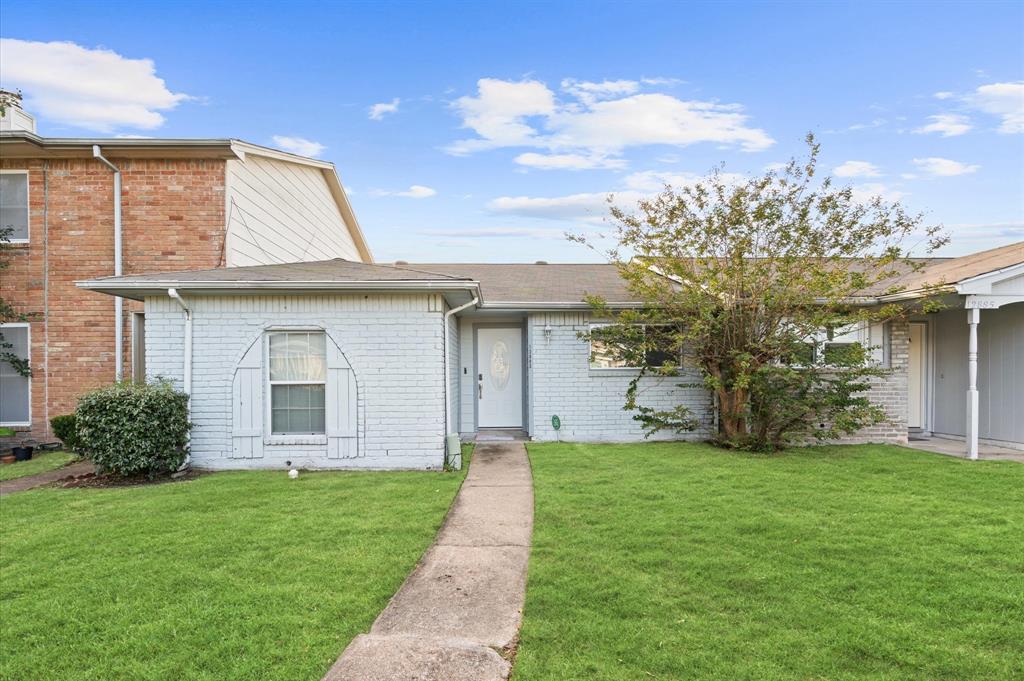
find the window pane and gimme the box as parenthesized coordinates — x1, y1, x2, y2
(310, 408, 325, 433)
(0, 327, 28, 375)
(270, 384, 326, 434)
(288, 384, 310, 408)
(823, 343, 862, 366)
(0, 326, 29, 422)
(269, 332, 326, 381)
(0, 175, 28, 240)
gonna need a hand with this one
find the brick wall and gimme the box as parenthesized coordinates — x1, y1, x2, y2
(0, 157, 226, 444)
(527, 312, 716, 442)
(832, 319, 909, 444)
(144, 293, 447, 470)
(524, 312, 908, 445)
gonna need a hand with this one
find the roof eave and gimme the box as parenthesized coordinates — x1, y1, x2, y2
(76, 279, 482, 302)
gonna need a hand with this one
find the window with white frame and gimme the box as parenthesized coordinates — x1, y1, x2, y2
(793, 321, 886, 367)
(589, 323, 679, 369)
(0, 324, 31, 425)
(0, 171, 29, 243)
(268, 331, 326, 434)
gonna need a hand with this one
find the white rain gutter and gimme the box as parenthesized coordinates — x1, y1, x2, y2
(93, 145, 123, 381)
(443, 296, 479, 462)
(167, 289, 193, 408)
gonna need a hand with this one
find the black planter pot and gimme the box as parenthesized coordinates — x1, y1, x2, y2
(12, 446, 33, 462)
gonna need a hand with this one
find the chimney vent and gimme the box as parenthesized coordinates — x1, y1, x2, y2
(0, 90, 36, 133)
(394, 260, 409, 266)
(535, 260, 548, 265)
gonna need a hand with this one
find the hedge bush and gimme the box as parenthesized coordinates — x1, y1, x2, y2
(50, 414, 81, 452)
(76, 380, 191, 477)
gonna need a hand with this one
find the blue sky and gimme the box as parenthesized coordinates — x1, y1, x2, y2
(2, 0, 1022, 262)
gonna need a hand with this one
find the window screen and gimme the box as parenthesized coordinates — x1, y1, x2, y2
(0, 325, 30, 424)
(0, 173, 28, 242)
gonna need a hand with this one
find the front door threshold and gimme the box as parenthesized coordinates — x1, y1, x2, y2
(471, 429, 529, 442)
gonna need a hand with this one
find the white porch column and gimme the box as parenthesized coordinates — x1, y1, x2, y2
(966, 307, 980, 460)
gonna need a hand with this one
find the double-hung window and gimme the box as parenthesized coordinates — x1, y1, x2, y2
(0, 323, 31, 426)
(0, 171, 29, 243)
(268, 331, 326, 435)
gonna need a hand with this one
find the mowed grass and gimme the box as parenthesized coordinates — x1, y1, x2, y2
(0, 450, 77, 481)
(0, 467, 465, 681)
(515, 442, 1024, 681)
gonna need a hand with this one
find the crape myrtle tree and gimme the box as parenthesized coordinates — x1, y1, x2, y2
(573, 135, 948, 451)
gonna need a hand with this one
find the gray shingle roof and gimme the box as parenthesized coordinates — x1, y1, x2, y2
(87, 259, 468, 283)
(78, 242, 1024, 305)
(401, 263, 638, 303)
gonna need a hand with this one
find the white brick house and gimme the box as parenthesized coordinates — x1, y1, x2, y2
(79, 243, 1023, 469)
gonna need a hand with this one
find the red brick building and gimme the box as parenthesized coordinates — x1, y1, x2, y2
(0, 95, 371, 442)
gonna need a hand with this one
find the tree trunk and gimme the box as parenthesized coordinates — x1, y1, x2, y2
(717, 385, 748, 441)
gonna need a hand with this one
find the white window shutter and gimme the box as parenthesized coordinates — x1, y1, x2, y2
(231, 339, 264, 459)
(326, 339, 358, 458)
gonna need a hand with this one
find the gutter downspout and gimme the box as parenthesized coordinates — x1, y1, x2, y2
(443, 296, 479, 467)
(93, 146, 123, 381)
(167, 289, 193, 404)
(168, 288, 193, 468)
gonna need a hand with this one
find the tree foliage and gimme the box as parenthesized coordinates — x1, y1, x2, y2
(574, 135, 947, 451)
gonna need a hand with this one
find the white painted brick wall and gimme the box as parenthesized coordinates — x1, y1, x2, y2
(144, 293, 447, 470)
(527, 312, 715, 442)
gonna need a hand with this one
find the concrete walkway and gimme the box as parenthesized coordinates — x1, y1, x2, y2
(0, 460, 94, 496)
(323, 441, 533, 681)
(905, 437, 1024, 463)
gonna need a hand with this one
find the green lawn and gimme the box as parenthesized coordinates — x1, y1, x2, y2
(515, 442, 1024, 681)
(0, 450, 77, 482)
(0, 467, 465, 681)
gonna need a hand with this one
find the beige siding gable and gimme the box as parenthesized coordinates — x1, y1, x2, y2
(225, 156, 362, 266)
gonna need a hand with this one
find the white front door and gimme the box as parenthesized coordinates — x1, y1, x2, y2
(908, 322, 926, 429)
(477, 327, 523, 428)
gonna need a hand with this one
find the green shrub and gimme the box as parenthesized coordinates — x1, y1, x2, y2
(50, 414, 81, 452)
(76, 380, 191, 477)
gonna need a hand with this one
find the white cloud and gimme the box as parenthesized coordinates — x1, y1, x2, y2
(640, 77, 685, 87)
(514, 152, 627, 170)
(913, 113, 972, 137)
(421, 226, 565, 239)
(374, 185, 437, 198)
(933, 91, 955, 100)
(912, 157, 980, 176)
(834, 160, 882, 177)
(368, 98, 400, 120)
(446, 77, 774, 160)
(846, 118, 886, 131)
(968, 82, 1024, 133)
(945, 221, 1024, 240)
(446, 79, 556, 155)
(271, 136, 325, 157)
(622, 169, 745, 192)
(488, 191, 635, 222)
(850, 183, 907, 203)
(0, 38, 188, 132)
(560, 78, 640, 104)
(488, 169, 744, 222)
